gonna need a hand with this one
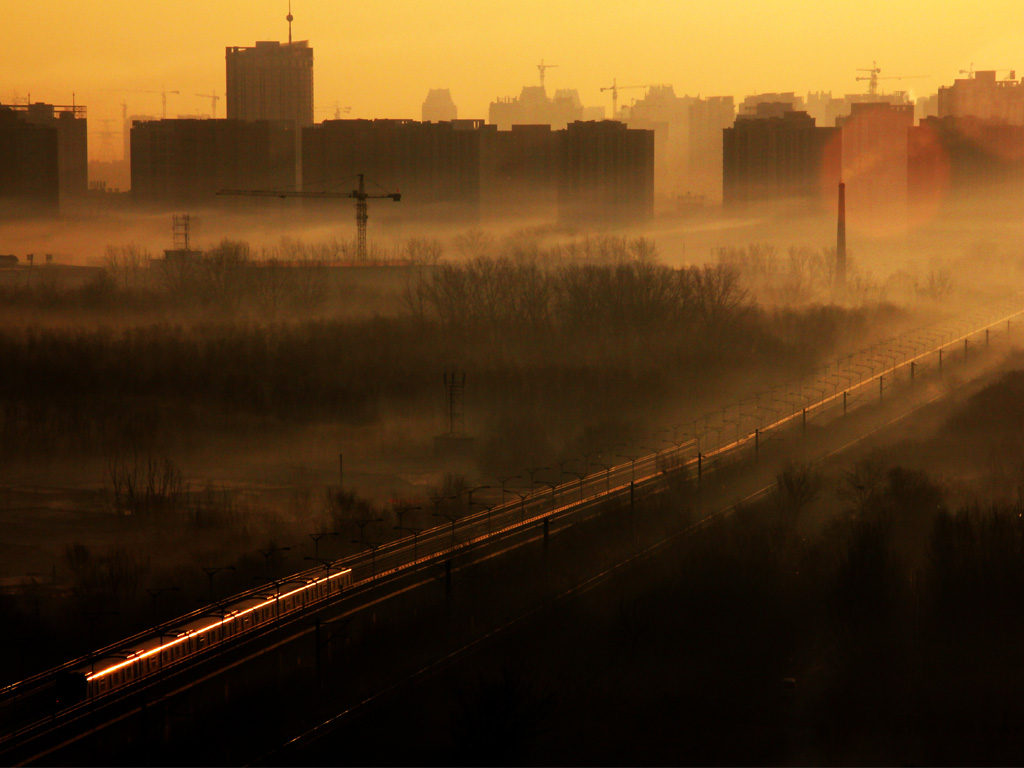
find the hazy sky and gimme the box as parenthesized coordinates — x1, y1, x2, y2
(6, 1, 1024, 159)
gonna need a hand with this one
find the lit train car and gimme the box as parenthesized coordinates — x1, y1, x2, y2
(59, 566, 352, 704)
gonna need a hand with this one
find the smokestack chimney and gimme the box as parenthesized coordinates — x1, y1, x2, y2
(836, 181, 847, 290)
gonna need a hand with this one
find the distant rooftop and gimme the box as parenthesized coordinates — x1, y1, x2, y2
(0, 102, 86, 119)
(227, 40, 311, 54)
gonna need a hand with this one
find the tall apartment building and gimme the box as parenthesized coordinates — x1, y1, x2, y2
(723, 107, 841, 208)
(938, 70, 1024, 124)
(489, 86, 602, 130)
(226, 40, 314, 127)
(739, 92, 805, 117)
(489, 124, 560, 218)
(302, 119, 493, 220)
(0, 102, 87, 206)
(836, 102, 914, 231)
(130, 119, 297, 205)
(626, 85, 734, 200)
(0, 107, 59, 216)
(422, 89, 458, 122)
(558, 120, 654, 224)
(805, 90, 913, 127)
(301, 118, 653, 224)
(908, 115, 1024, 218)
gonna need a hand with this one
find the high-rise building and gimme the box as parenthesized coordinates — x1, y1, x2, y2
(627, 86, 734, 201)
(837, 102, 914, 231)
(739, 92, 804, 117)
(804, 92, 847, 127)
(422, 89, 458, 122)
(915, 93, 939, 123)
(558, 120, 654, 223)
(303, 119, 493, 220)
(938, 70, 1024, 124)
(0, 107, 59, 216)
(488, 124, 559, 218)
(130, 119, 297, 206)
(806, 91, 914, 127)
(226, 40, 314, 127)
(908, 115, 1024, 219)
(723, 108, 841, 208)
(301, 118, 653, 224)
(489, 86, 599, 130)
(1, 102, 87, 205)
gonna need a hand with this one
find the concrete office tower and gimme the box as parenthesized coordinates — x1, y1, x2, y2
(723, 106, 841, 208)
(422, 89, 458, 122)
(226, 40, 314, 127)
(0, 106, 59, 216)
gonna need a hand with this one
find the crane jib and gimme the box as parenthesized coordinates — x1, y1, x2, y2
(215, 180, 401, 261)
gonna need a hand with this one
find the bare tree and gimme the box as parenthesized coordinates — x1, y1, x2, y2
(103, 244, 151, 292)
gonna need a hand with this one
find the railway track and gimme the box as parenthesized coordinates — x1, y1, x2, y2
(2, 295, 1022, 763)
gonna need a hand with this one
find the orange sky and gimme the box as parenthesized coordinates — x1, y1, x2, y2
(5, 1, 1024, 159)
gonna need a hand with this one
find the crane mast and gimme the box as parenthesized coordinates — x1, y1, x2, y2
(537, 59, 559, 89)
(355, 175, 370, 262)
(855, 61, 926, 96)
(599, 78, 649, 120)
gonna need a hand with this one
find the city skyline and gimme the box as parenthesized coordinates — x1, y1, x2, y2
(5, 0, 1023, 159)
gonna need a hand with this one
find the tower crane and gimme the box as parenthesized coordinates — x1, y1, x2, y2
(537, 59, 559, 89)
(217, 174, 400, 262)
(195, 92, 220, 119)
(599, 78, 649, 120)
(103, 88, 180, 119)
(91, 118, 117, 161)
(315, 101, 352, 119)
(959, 65, 1016, 80)
(855, 62, 926, 96)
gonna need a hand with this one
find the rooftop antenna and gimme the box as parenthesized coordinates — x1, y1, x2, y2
(287, 0, 293, 44)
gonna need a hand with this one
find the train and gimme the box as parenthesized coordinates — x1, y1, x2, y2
(56, 566, 353, 705)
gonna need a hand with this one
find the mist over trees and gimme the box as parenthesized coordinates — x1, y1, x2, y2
(0, 233, 907, 476)
(1, 214, 1024, 764)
